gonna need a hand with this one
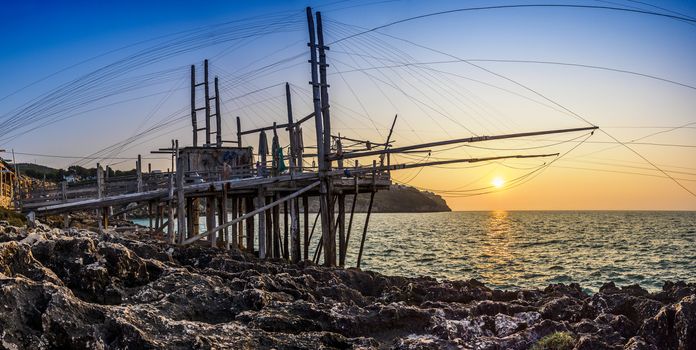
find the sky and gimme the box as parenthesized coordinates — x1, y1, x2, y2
(0, 0, 695, 210)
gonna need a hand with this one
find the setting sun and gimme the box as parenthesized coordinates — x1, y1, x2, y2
(492, 177, 505, 189)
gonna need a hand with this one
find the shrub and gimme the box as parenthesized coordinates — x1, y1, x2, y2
(531, 332, 574, 350)
(0, 207, 26, 227)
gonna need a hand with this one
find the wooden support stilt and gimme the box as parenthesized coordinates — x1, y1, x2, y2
(245, 196, 255, 252)
(167, 173, 175, 242)
(283, 200, 289, 260)
(102, 207, 109, 228)
(308, 206, 321, 246)
(303, 195, 309, 260)
(256, 191, 266, 258)
(290, 197, 300, 262)
(61, 181, 69, 228)
(230, 195, 238, 249)
(273, 194, 281, 258)
(182, 182, 319, 246)
(152, 219, 170, 235)
(206, 194, 216, 247)
(343, 177, 358, 262)
(176, 142, 186, 244)
(186, 197, 194, 239)
(266, 196, 273, 257)
(356, 191, 375, 269)
(338, 193, 346, 267)
(148, 202, 153, 230)
(96, 163, 104, 230)
(218, 187, 228, 248)
(155, 204, 162, 232)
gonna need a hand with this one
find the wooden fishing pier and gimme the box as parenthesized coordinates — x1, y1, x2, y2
(16, 8, 597, 267)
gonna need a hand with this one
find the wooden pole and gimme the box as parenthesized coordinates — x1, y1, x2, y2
(214, 76, 222, 147)
(96, 163, 104, 229)
(191, 64, 198, 147)
(259, 132, 268, 178)
(283, 200, 289, 260)
(167, 173, 175, 243)
(236, 116, 242, 147)
(335, 126, 599, 160)
(285, 82, 296, 172)
(316, 11, 331, 169)
(317, 11, 336, 266)
(176, 141, 186, 244)
(204, 59, 211, 146)
(306, 7, 324, 171)
(306, 7, 333, 267)
(287, 82, 301, 262)
(136, 155, 143, 193)
(11, 149, 22, 210)
(336, 138, 343, 169)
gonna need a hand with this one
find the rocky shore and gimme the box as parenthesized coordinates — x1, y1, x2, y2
(0, 221, 694, 349)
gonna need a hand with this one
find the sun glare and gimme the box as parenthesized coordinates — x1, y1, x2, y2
(492, 177, 505, 189)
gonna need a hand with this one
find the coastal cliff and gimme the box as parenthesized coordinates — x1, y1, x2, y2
(308, 185, 451, 213)
(1, 222, 694, 349)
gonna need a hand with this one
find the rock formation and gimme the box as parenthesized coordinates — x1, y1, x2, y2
(0, 221, 693, 349)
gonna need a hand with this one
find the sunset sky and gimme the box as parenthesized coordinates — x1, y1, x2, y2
(1, 0, 694, 210)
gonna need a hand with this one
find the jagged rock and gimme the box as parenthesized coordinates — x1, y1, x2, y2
(640, 294, 696, 350)
(623, 336, 658, 350)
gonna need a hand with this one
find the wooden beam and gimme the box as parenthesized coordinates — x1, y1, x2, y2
(331, 126, 598, 160)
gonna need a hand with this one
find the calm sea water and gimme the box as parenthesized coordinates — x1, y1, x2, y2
(134, 211, 696, 292)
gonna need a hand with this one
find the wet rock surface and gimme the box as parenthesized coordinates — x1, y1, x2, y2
(0, 221, 694, 349)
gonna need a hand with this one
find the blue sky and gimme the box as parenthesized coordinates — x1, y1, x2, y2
(1, 0, 695, 209)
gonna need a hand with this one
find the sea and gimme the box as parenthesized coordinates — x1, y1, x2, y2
(133, 211, 696, 293)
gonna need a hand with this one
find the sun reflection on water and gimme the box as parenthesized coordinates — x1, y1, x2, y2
(476, 210, 520, 288)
